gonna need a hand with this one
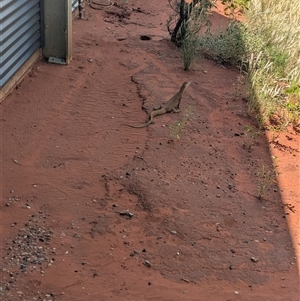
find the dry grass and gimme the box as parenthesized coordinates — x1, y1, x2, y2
(169, 105, 195, 141)
(256, 164, 277, 200)
(244, 0, 300, 128)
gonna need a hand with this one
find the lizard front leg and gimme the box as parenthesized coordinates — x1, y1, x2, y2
(176, 96, 182, 109)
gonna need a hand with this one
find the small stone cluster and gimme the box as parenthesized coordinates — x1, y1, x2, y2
(0, 213, 56, 300)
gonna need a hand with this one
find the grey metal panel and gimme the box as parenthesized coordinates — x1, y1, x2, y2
(72, 0, 79, 12)
(0, 0, 41, 88)
(43, 0, 72, 63)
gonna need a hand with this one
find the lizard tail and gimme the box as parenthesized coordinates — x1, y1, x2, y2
(125, 121, 153, 128)
(124, 114, 154, 128)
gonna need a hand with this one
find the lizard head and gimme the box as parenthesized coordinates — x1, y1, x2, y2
(179, 81, 191, 93)
(179, 81, 191, 92)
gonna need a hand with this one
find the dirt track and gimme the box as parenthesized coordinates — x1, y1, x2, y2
(0, 1, 299, 300)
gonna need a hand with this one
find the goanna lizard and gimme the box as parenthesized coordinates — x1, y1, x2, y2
(126, 81, 191, 128)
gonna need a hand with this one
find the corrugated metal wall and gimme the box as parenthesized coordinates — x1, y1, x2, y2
(0, 0, 42, 88)
(72, 0, 79, 12)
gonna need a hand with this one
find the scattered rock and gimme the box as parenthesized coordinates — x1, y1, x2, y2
(130, 250, 139, 257)
(251, 257, 259, 262)
(143, 260, 152, 267)
(117, 210, 134, 218)
(140, 35, 151, 40)
(181, 277, 190, 283)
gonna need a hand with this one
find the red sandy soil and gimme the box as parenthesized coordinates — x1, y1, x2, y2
(0, 1, 299, 300)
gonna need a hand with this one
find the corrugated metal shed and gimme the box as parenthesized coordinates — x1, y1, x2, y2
(0, 0, 42, 88)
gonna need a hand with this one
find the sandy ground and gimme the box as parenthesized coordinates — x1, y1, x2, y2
(0, 1, 299, 300)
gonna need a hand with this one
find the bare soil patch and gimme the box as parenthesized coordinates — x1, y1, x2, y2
(0, 1, 299, 300)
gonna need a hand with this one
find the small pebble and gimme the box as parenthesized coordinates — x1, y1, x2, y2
(144, 260, 152, 268)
